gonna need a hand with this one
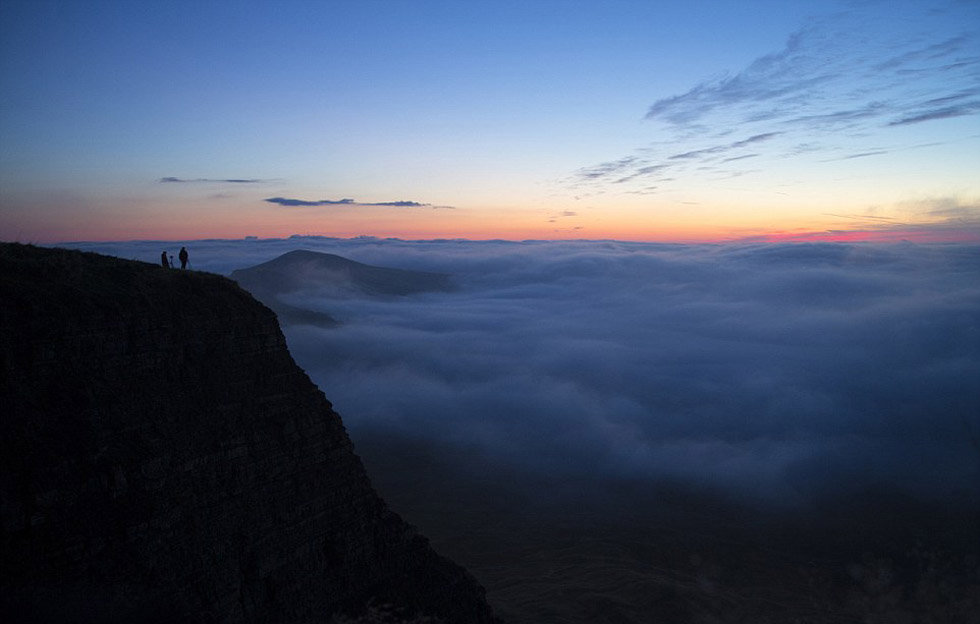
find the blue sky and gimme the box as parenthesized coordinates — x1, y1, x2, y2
(1, 0, 978, 242)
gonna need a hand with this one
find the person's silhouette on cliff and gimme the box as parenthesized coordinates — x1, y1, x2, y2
(161, 251, 170, 268)
(178, 246, 188, 269)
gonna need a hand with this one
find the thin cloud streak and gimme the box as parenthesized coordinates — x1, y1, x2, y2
(887, 100, 980, 126)
(265, 197, 357, 207)
(263, 197, 450, 208)
(160, 177, 266, 183)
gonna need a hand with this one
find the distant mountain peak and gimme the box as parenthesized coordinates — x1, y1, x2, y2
(229, 249, 454, 327)
(231, 249, 454, 298)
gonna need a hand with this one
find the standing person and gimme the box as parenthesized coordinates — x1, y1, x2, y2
(161, 251, 170, 268)
(178, 246, 188, 269)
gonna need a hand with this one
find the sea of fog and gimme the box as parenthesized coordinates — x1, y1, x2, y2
(66, 237, 980, 509)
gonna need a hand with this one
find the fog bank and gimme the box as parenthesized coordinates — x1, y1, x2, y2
(69, 238, 980, 506)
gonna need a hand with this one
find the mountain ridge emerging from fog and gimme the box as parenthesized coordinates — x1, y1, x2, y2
(230, 249, 455, 327)
(231, 249, 455, 298)
(0, 243, 498, 624)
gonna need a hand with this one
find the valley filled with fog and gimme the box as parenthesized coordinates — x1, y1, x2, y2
(83, 237, 980, 505)
(71, 237, 980, 622)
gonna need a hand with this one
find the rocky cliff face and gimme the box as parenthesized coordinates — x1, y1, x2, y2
(0, 243, 498, 624)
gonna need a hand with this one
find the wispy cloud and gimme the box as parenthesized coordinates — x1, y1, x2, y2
(547, 209, 579, 223)
(887, 99, 980, 126)
(160, 177, 266, 183)
(264, 197, 450, 208)
(370, 200, 432, 207)
(571, 1, 980, 192)
(825, 149, 891, 161)
(668, 132, 781, 161)
(265, 197, 357, 207)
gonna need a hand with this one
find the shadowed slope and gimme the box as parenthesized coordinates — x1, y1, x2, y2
(0, 243, 497, 624)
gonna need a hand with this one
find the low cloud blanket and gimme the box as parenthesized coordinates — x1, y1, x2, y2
(69, 238, 980, 506)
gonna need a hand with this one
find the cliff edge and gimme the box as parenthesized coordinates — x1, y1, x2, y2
(0, 243, 498, 624)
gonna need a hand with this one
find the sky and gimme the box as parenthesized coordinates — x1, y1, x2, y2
(65, 236, 980, 508)
(1, 0, 979, 243)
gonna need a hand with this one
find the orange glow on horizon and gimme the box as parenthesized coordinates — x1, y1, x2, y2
(7, 195, 976, 245)
(741, 228, 980, 244)
(30, 221, 979, 246)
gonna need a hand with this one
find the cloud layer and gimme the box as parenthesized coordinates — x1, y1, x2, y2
(160, 177, 265, 183)
(73, 237, 980, 508)
(263, 197, 440, 208)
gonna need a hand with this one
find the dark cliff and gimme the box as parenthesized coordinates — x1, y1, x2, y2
(0, 243, 498, 624)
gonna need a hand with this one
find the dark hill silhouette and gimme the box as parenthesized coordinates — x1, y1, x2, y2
(231, 249, 454, 298)
(230, 250, 454, 327)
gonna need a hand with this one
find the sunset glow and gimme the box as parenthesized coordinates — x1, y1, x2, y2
(1, 0, 978, 244)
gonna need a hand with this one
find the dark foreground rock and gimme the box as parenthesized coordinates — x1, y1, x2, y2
(0, 243, 498, 624)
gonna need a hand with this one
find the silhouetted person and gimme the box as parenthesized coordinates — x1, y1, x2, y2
(178, 246, 188, 269)
(170, 255, 175, 269)
(161, 251, 170, 268)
